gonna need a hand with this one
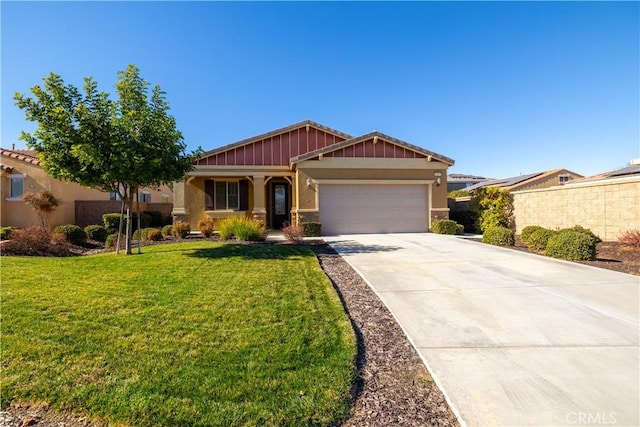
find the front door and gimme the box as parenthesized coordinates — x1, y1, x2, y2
(271, 182, 290, 229)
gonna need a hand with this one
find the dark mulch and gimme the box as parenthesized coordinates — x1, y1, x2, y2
(0, 240, 459, 427)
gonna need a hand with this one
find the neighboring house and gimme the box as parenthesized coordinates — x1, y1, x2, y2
(464, 168, 583, 192)
(1, 148, 173, 228)
(447, 173, 491, 192)
(512, 160, 640, 241)
(173, 120, 454, 235)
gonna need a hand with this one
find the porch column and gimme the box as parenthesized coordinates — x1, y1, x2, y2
(171, 180, 189, 223)
(252, 175, 267, 225)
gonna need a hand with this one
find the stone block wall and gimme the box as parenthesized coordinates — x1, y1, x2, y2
(512, 177, 640, 241)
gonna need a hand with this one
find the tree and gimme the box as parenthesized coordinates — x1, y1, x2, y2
(470, 187, 514, 232)
(15, 64, 200, 254)
(22, 190, 61, 228)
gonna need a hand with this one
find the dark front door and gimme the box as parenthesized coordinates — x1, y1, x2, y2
(271, 182, 290, 229)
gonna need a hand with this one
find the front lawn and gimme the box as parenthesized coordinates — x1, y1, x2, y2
(1, 242, 356, 426)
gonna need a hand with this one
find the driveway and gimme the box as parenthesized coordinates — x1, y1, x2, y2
(324, 233, 639, 427)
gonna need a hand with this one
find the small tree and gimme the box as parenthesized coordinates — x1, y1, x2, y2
(22, 190, 61, 228)
(15, 64, 201, 254)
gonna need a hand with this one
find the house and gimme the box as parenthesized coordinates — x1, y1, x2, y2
(1, 148, 173, 228)
(172, 120, 454, 235)
(464, 168, 583, 192)
(512, 159, 640, 241)
(447, 173, 491, 192)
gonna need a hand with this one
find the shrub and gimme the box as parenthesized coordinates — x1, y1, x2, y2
(146, 228, 163, 241)
(482, 226, 515, 246)
(447, 190, 471, 198)
(218, 216, 264, 241)
(1, 226, 17, 240)
(197, 217, 216, 237)
(618, 229, 640, 248)
(53, 224, 87, 246)
(84, 225, 108, 242)
(22, 190, 61, 227)
(431, 219, 464, 235)
(144, 210, 164, 227)
(449, 210, 478, 233)
(105, 233, 119, 249)
(161, 225, 173, 237)
(559, 225, 601, 244)
(282, 222, 304, 241)
(2, 226, 72, 256)
(520, 225, 546, 244)
(527, 228, 557, 252)
(172, 221, 191, 239)
(103, 213, 125, 234)
(470, 187, 513, 232)
(545, 231, 596, 261)
(301, 222, 322, 237)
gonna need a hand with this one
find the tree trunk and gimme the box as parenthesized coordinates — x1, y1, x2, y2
(125, 197, 134, 255)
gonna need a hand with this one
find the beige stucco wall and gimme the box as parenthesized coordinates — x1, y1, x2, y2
(512, 176, 640, 241)
(1, 155, 173, 228)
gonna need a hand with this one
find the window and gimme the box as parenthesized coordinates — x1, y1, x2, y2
(559, 174, 570, 184)
(139, 191, 151, 203)
(8, 174, 25, 199)
(161, 194, 170, 203)
(109, 192, 119, 200)
(205, 180, 249, 211)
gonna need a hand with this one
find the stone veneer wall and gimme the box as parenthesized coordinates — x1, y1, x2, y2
(512, 176, 640, 241)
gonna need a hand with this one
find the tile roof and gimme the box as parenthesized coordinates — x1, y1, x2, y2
(0, 148, 41, 166)
(290, 131, 455, 165)
(568, 164, 640, 184)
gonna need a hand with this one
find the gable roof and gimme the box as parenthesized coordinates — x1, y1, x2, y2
(1, 148, 41, 166)
(568, 163, 640, 184)
(199, 120, 353, 160)
(465, 168, 583, 192)
(290, 131, 455, 166)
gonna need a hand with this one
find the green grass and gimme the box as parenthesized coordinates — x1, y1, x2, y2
(1, 242, 356, 426)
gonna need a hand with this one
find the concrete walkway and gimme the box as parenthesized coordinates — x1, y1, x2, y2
(324, 233, 639, 427)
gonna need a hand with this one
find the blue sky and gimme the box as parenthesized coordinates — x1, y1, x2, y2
(2, 1, 638, 178)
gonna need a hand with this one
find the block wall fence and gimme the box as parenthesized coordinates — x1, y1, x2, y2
(512, 176, 640, 241)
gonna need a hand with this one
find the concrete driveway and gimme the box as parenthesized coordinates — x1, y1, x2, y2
(324, 233, 639, 427)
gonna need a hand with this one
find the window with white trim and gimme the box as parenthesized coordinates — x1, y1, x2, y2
(139, 191, 151, 203)
(8, 174, 25, 198)
(215, 181, 239, 210)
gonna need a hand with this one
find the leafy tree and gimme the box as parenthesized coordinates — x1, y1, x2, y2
(22, 190, 61, 228)
(470, 187, 514, 232)
(15, 64, 200, 254)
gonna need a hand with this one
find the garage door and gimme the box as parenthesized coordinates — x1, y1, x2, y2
(319, 184, 429, 235)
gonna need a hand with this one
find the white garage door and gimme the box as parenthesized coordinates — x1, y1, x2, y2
(319, 184, 429, 235)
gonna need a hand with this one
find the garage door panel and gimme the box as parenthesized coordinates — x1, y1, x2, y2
(319, 184, 428, 235)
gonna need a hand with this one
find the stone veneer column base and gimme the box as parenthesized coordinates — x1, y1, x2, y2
(430, 209, 450, 222)
(252, 208, 267, 227)
(297, 211, 320, 224)
(172, 209, 189, 224)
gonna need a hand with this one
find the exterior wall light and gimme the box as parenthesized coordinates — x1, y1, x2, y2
(434, 172, 442, 186)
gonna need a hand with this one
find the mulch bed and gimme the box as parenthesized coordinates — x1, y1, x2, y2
(0, 240, 459, 427)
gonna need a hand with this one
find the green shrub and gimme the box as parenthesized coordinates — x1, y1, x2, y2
(146, 228, 163, 241)
(161, 225, 173, 237)
(301, 222, 322, 237)
(527, 228, 557, 252)
(520, 225, 546, 244)
(482, 226, 515, 246)
(105, 233, 119, 249)
(1, 226, 17, 240)
(545, 231, 596, 261)
(470, 187, 513, 232)
(144, 210, 164, 227)
(84, 225, 108, 242)
(218, 216, 264, 241)
(431, 219, 464, 235)
(447, 190, 471, 198)
(449, 210, 478, 233)
(103, 212, 149, 234)
(172, 221, 191, 239)
(103, 213, 124, 234)
(197, 217, 216, 238)
(559, 225, 601, 244)
(53, 224, 87, 246)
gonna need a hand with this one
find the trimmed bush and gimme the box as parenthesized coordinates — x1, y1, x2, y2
(172, 221, 191, 239)
(2, 226, 72, 257)
(146, 228, 163, 241)
(482, 226, 515, 246)
(197, 217, 216, 238)
(84, 225, 108, 242)
(103, 213, 124, 234)
(1, 226, 17, 240)
(53, 224, 87, 246)
(161, 225, 173, 237)
(520, 225, 546, 244)
(431, 219, 464, 235)
(105, 233, 119, 249)
(527, 228, 557, 252)
(282, 222, 304, 241)
(545, 230, 596, 261)
(447, 190, 471, 198)
(218, 216, 264, 241)
(559, 225, 601, 244)
(301, 222, 322, 237)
